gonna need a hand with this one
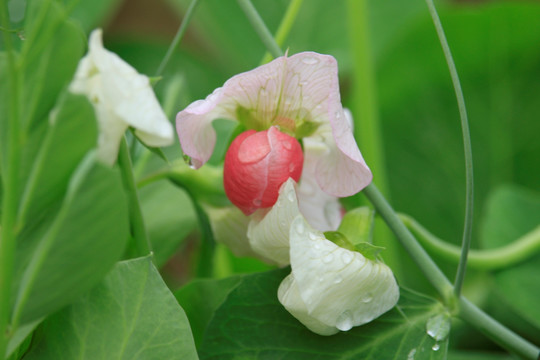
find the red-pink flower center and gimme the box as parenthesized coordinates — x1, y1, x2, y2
(223, 126, 304, 215)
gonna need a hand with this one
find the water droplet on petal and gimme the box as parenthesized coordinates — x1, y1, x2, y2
(341, 252, 353, 265)
(322, 253, 334, 263)
(287, 190, 295, 202)
(295, 221, 305, 234)
(318, 276, 324, 282)
(253, 199, 262, 206)
(289, 163, 296, 173)
(335, 110, 341, 119)
(334, 275, 343, 284)
(302, 56, 319, 65)
(280, 221, 286, 227)
(336, 310, 353, 331)
(407, 348, 417, 360)
(299, 80, 309, 86)
(308, 232, 318, 240)
(283, 141, 292, 150)
(314, 243, 321, 250)
(361, 293, 373, 303)
(432, 343, 440, 351)
(183, 155, 196, 169)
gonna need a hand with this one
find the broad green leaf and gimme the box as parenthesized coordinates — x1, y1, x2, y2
(199, 269, 448, 360)
(21, 0, 85, 129)
(480, 186, 540, 338)
(448, 352, 514, 360)
(139, 179, 197, 267)
(24, 256, 198, 360)
(175, 275, 243, 347)
(6, 317, 43, 359)
(12, 153, 129, 325)
(18, 92, 98, 229)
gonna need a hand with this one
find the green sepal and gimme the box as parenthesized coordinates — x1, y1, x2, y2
(353, 242, 386, 261)
(337, 207, 375, 246)
(324, 231, 355, 251)
(149, 76, 163, 86)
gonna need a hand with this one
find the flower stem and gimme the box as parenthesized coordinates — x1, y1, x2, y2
(363, 184, 454, 302)
(155, 0, 200, 78)
(364, 184, 540, 358)
(458, 298, 539, 360)
(400, 214, 540, 270)
(424, 0, 474, 298)
(259, 0, 303, 64)
(0, 3, 21, 357)
(118, 138, 153, 261)
(236, 0, 283, 58)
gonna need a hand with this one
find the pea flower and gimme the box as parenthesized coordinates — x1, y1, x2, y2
(278, 212, 400, 336)
(176, 51, 372, 203)
(70, 29, 174, 165)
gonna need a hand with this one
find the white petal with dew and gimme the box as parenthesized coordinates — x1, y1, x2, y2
(247, 179, 300, 266)
(285, 215, 399, 332)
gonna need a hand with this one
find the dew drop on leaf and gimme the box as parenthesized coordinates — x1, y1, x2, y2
(432, 343, 440, 351)
(407, 348, 416, 360)
(426, 313, 451, 341)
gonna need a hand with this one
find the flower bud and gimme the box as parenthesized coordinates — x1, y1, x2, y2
(224, 126, 303, 215)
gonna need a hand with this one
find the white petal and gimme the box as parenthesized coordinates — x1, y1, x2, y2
(247, 179, 300, 266)
(204, 205, 257, 259)
(297, 138, 342, 231)
(288, 215, 399, 331)
(278, 274, 339, 336)
(70, 29, 173, 164)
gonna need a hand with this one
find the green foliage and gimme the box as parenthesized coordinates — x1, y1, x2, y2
(24, 256, 198, 360)
(481, 186, 540, 341)
(176, 268, 449, 360)
(12, 153, 129, 325)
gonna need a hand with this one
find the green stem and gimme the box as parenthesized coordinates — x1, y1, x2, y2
(0, 2, 21, 357)
(189, 195, 216, 278)
(365, 184, 540, 358)
(425, 0, 474, 298)
(400, 215, 540, 271)
(345, 0, 403, 278)
(236, 0, 283, 58)
(363, 184, 454, 303)
(155, 0, 200, 78)
(458, 298, 539, 359)
(117, 138, 153, 261)
(259, 0, 303, 64)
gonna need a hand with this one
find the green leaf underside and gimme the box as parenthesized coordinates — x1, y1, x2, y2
(13, 155, 129, 325)
(482, 186, 540, 334)
(198, 268, 448, 360)
(24, 257, 198, 360)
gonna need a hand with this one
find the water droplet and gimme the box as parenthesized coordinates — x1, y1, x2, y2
(280, 221, 286, 227)
(322, 253, 334, 263)
(302, 56, 319, 65)
(426, 313, 451, 341)
(183, 155, 196, 169)
(314, 243, 321, 250)
(287, 190, 295, 202)
(295, 221, 305, 234)
(283, 141, 292, 150)
(336, 311, 353, 331)
(361, 293, 373, 303)
(253, 199, 262, 206)
(335, 111, 341, 119)
(318, 276, 324, 282)
(289, 163, 296, 172)
(333, 275, 343, 284)
(432, 343, 440, 351)
(299, 80, 309, 86)
(341, 252, 353, 265)
(308, 232, 318, 240)
(407, 348, 416, 360)
(315, 104, 322, 110)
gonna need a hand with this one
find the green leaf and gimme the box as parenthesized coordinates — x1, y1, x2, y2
(12, 153, 129, 325)
(69, 0, 123, 32)
(18, 92, 98, 228)
(139, 180, 197, 267)
(24, 256, 198, 360)
(481, 185, 540, 338)
(175, 275, 244, 348)
(21, 0, 85, 129)
(199, 269, 448, 359)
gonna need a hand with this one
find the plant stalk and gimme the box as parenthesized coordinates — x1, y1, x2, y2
(236, 0, 283, 58)
(155, 0, 200, 78)
(424, 0, 474, 298)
